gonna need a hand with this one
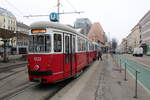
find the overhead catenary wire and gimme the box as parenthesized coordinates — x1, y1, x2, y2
(65, 0, 83, 18)
(65, 0, 77, 12)
(23, 0, 84, 19)
(4, 0, 25, 16)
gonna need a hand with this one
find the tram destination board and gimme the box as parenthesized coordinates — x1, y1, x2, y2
(31, 29, 47, 34)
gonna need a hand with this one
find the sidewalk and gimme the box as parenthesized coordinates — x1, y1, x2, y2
(51, 55, 150, 100)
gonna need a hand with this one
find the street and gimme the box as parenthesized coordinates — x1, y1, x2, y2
(0, 0, 150, 100)
(0, 54, 150, 100)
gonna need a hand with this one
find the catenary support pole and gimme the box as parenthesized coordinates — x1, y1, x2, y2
(134, 71, 138, 98)
(124, 63, 127, 81)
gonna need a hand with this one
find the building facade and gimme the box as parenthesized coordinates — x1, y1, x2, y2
(16, 22, 29, 34)
(0, 7, 16, 54)
(125, 24, 141, 52)
(74, 18, 92, 35)
(131, 24, 141, 47)
(16, 22, 30, 54)
(0, 7, 16, 31)
(120, 10, 150, 54)
(139, 10, 150, 53)
(121, 38, 127, 53)
(88, 22, 105, 44)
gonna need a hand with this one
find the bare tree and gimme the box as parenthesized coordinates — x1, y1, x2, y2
(111, 38, 118, 53)
(0, 28, 14, 62)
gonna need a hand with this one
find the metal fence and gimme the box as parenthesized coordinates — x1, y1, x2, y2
(112, 54, 150, 98)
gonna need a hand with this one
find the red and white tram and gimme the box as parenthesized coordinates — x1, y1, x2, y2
(27, 21, 100, 83)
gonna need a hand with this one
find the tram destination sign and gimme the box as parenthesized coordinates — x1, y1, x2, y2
(31, 29, 47, 34)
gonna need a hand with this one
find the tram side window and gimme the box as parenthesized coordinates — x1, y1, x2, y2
(82, 40, 86, 51)
(81, 39, 84, 51)
(72, 37, 75, 53)
(89, 43, 93, 51)
(77, 37, 80, 51)
(86, 41, 88, 51)
(65, 36, 69, 53)
(92, 44, 94, 51)
(78, 37, 83, 51)
(89, 43, 90, 51)
(54, 34, 62, 52)
(45, 36, 51, 51)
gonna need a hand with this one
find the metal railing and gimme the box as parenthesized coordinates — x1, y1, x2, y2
(112, 54, 141, 98)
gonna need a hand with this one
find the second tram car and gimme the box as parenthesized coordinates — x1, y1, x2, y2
(27, 21, 100, 83)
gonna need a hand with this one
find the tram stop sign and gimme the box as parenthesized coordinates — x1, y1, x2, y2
(49, 12, 59, 22)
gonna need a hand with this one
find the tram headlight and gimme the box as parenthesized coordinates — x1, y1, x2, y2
(34, 64, 40, 71)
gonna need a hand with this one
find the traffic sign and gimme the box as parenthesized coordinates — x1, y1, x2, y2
(49, 12, 59, 22)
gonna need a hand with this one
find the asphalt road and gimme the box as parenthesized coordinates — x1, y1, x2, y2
(122, 54, 150, 67)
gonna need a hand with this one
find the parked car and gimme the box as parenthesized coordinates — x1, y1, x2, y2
(127, 51, 132, 54)
(133, 47, 143, 57)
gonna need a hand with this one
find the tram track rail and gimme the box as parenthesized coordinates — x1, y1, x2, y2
(0, 63, 27, 73)
(0, 68, 26, 81)
(0, 81, 35, 100)
(43, 79, 73, 100)
(0, 63, 93, 100)
(0, 61, 96, 100)
(0, 78, 73, 100)
(0, 63, 27, 81)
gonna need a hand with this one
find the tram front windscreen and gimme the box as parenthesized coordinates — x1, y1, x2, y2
(29, 35, 51, 53)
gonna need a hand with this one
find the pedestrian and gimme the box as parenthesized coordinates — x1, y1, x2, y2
(98, 51, 102, 61)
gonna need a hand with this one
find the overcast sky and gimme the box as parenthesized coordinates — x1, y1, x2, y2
(0, 0, 150, 43)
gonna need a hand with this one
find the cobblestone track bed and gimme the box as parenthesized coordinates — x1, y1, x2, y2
(0, 63, 27, 73)
(0, 62, 73, 100)
(6, 64, 93, 100)
(0, 63, 27, 81)
(0, 81, 71, 100)
(0, 82, 35, 100)
(6, 79, 74, 100)
(0, 68, 26, 81)
(43, 80, 72, 100)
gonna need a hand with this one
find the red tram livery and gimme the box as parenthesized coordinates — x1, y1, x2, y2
(27, 21, 101, 83)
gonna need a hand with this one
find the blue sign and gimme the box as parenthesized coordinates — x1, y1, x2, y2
(49, 12, 59, 22)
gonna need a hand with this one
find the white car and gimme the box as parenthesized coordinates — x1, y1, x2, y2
(133, 47, 143, 57)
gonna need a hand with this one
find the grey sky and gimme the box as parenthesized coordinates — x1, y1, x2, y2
(0, 0, 150, 43)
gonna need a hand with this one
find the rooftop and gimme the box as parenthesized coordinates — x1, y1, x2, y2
(0, 7, 16, 19)
(17, 22, 30, 29)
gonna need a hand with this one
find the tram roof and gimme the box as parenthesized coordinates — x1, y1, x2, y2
(30, 21, 89, 40)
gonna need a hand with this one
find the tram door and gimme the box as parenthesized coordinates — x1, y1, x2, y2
(63, 34, 76, 77)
